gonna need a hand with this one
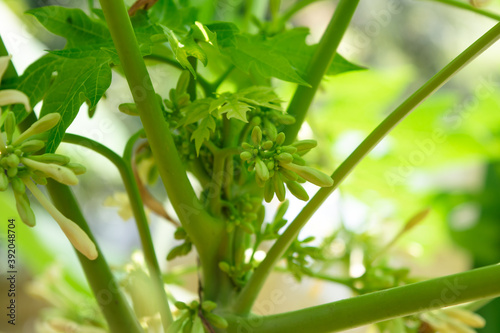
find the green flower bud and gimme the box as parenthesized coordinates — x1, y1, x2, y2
(177, 94, 190, 108)
(28, 153, 69, 165)
(5, 154, 19, 168)
(292, 140, 317, 152)
(14, 192, 36, 227)
(255, 158, 269, 181)
(267, 160, 275, 170)
(174, 227, 187, 240)
(219, 261, 231, 273)
(276, 152, 293, 164)
(7, 167, 17, 177)
(281, 146, 297, 154)
(11, 177, 25, 194)
(13, 113, 61, 146)
(118, 103, 139, 116)
(0, 172, 8, 191)
(292, 154, 306, 166)
(263, 118, 277, 141)
(286, 181, 309, 201)
(175, 301, 189, 310)
(262, 140, 273, 150)
(240, 151, 253, 161)
(21, 158, 78, 186)
(277, 114, 295, 125)
(5, 111, 16, 143)
(281, 163, 333, 187)
(242, 142, 253, 150)
(65, 163, 86, 175)
(205, 313, 228, 329)
(226, 223, 235, 233)
(279, 168, 298, 181)
(19, 140, 45, 153)
(251, 116, 262, 125)
(202, 300, 217, 312)
(240, 222, 255, 234)
(273, 174, 286, 202)
(264, 179, 275, 203)
(276, 132, 286, 145)
(251, 126, 263, 145)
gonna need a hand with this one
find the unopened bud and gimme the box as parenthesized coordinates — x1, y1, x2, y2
(4, 111, 16, 143)
(21, 157, 78, 185)
(118, 103, 140, 116)
(14, 192, 36, 227)
(251, 126, 263, 145)
(255, 158, 269, 181)
(240, 151, 253, 161)
(0, 172, 8, 191)
(292, 140, 317, 152)
(281, 163, 333, 187)
(286, 181, 309, 201)
(65, 163, 86, 175)
(19, 140, 45, 153)
(13, 113, 61, 145)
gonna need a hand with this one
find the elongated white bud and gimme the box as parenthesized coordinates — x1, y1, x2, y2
(280, 163, 333, 187)
(23, 178, 98, 260)
(0, 90, 31, 112)
(21, 157, 78, 185)
(13, 113, 61, 145)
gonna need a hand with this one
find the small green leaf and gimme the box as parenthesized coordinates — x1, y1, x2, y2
(206, 22, 239, 48)
(163, 27, 207, 76)
(191, 115, 216, 154)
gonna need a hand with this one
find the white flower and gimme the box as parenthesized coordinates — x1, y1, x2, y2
(0, 56, 31, 112)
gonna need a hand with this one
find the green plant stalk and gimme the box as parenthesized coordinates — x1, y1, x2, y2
(47, 180, 144, 333)
(98, 0, 224, 298)
(234, 20, 500, 315)
(226, 264, 500, 333)
(62, 133, 173, 329)
(0, 35, 143, 333)
(424, 0, 500, 21)
(283, 0, 360, 144)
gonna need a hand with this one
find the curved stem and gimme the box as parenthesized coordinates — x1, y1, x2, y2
(98, 0, 224, 300)
(283, 0, 360, 144)
(226, 264, 500, 333)
(424, 0, 500, 21)
(234, 20, 500, 315)
(62, 133, 173, 329)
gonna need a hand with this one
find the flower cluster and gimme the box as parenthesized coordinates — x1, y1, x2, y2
(0, 56, 96, 260)
(170, 300, 228, 332)
(240, 126, 333, 202)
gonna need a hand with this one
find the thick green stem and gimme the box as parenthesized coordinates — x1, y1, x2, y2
(62, 133, 173, 329)
(98, 0, 223, 297)
(283, 0, 360, 144)
(424, 0, 500, 21)
(0, 34, 142, 333)
(226, 264, 500, 333)
(47, 181, 144, 333)
(234, 21, 500, 314)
